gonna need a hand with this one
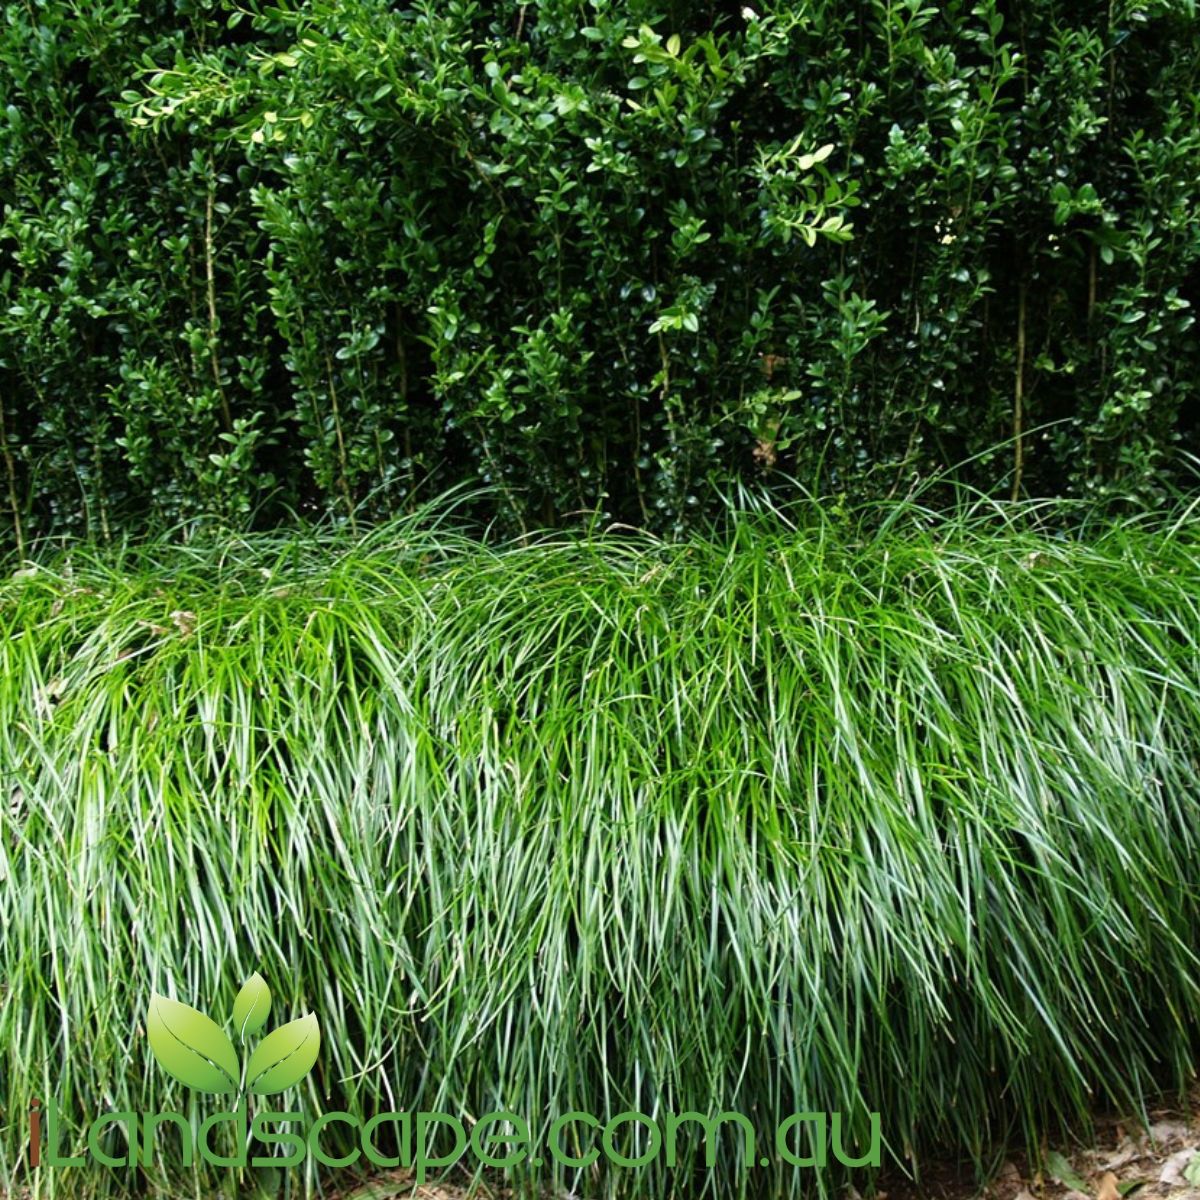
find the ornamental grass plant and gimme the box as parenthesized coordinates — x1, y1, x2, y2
(2, 494, 1199, 1199)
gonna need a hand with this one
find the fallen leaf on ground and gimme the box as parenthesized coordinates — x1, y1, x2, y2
(1157, 1146, 1199, 1186)
(1101, 1146, 1140, 1172)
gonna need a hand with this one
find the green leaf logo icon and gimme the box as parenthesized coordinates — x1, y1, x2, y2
(147, 993, 240, 1093)
(245, 1013, 321, 1095)
(232, 972, 272, 1041)
(147, 977, 319, 1099)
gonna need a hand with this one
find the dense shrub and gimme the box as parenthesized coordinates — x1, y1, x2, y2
(3, 500, 1200, 1199)
(2, 0, 1199, 547)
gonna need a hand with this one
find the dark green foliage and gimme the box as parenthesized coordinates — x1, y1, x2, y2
(2, 0, 1199, 547)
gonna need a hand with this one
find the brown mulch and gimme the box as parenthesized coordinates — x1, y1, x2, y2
(881, 1094, 1200, 1200)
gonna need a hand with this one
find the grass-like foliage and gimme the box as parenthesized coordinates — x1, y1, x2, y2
(2, 497, 1200, 1199)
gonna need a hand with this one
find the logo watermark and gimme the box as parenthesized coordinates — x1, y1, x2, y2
(29, 977, 881, 1184)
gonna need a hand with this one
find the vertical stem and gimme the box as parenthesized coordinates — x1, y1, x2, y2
(1011, 281, 1027, 502)
(631, 389, 649, 526)
(0, 398, 25, 556)
(658, 328, 680, 506)
(324, 351, 356, 529)
(1107, 0, 1117, 126)
(395, 313, 414, 508)
(1087, 245, 1097, 322)
(205, 164, 232, 431)
(93, 426, 111, 544)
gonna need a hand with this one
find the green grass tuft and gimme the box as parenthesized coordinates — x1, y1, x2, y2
(3, 496, 1200, 1199)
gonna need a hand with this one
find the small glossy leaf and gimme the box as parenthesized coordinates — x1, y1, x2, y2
(245, 1012, 320, 1094)
(233, 973, 272, 1039)
(147, 993, 240, 1093)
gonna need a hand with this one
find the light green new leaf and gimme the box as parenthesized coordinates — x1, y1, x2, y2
(147, 993, 240, 1093)
(233, 973, 272, 1040)
(245, 1012, 320, 1094)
